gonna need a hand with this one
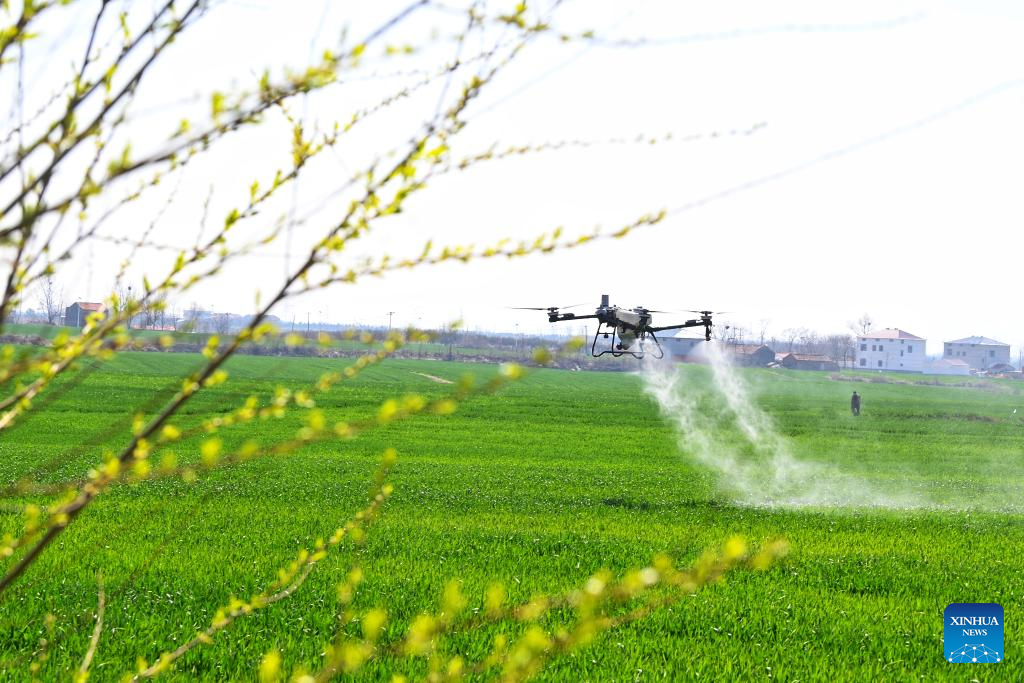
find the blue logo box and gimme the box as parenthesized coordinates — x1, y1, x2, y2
(945, 603, 1003, 663)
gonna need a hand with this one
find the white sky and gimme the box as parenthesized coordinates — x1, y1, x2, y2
(6, 0, 1024, 355)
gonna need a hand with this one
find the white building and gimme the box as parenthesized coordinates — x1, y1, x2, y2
(855, 328, 926, 372)
(943, 336, 1011, 371)
(925, 358, 971, 376)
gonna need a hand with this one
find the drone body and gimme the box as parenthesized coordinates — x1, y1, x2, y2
(516, 294, 716, 359)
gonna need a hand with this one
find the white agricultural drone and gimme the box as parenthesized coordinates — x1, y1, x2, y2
(514, 294, 718, 359)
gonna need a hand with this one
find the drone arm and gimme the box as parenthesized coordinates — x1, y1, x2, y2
(549, 313, 598, 323)
(649, 318, 713, 341)
(649, 318, 706, 332)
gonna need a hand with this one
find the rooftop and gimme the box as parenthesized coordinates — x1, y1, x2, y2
(730, 344, 771, 355)
(946, 336, 1008, 346)
(789, 353, 833, 362)
(860, 328, 924, 341)
(71, 301, 106, 312)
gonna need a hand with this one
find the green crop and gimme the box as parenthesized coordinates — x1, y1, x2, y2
(0, 353, 1020, 680)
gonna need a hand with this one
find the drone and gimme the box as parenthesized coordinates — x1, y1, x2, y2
(514, 294, 717, 359)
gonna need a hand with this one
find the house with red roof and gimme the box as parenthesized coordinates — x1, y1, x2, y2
(855, 328, 925, 373)
(65, 301, 106, 327)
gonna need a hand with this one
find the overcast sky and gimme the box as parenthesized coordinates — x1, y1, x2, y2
(8, 0, 1024, 355)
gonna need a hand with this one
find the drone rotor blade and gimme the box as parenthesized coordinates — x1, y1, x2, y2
(509, 302, 588, 311)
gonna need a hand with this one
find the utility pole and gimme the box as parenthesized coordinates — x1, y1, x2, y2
(387, 311, 395, 331)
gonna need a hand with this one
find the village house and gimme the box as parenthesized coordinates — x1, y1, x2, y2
(855, 328, 925, 373)
(64, 301, 106, 327)
(943, 336, 1011, 371)
(730, 344, 776, 367)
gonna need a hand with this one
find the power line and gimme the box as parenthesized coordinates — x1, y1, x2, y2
(666, 76, 1024, 218)
(472, 10, 929, 118)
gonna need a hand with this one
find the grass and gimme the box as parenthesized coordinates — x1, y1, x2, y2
(0, 352, 1022, 681)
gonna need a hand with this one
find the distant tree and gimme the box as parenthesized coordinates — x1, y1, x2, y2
(440, 320, 464, 360)
(139, 288, 167, 329)
(781, 327, 801, 352)
(214, 312, 231, 335)
(824, 333, 855, 367)
(37, 278, 64, 325)
(796, 328, 820, 354)
(713, 321, 743, 344)
(851, 312, 874, 337)
(111, 281, 138, 328)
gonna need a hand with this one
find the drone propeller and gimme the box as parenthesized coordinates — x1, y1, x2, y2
(640, 308, 729, 316)
(509, 303, 587, 311)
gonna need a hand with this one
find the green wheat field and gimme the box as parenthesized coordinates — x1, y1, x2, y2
(1, 350, 1022, 681)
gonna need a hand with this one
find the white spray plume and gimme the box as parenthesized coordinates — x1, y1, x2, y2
(641, 343, 925, 509)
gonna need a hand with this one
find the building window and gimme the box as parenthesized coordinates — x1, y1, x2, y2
(990, 350, 995, 357)
(860, 343, 867, 351)
(860, 358, 866, 367)
(908, 345, 913, 353)
(877, 360, 883, 367)
(879, 344, 884, 351)
(900, 351, 904, 357)
(872, 345, 876, 351)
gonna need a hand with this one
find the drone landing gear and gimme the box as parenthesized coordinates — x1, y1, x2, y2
(590, 323, 664, 359)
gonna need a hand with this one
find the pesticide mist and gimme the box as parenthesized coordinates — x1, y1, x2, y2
(641, 344, 927, 509)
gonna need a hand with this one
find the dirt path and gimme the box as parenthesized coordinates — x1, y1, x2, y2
(411, 371, 454, 384)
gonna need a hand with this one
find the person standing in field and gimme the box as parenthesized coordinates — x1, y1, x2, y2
(851, 390, 861, 416)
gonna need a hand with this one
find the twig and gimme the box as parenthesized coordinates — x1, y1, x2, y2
(78, 572, 105, 678)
